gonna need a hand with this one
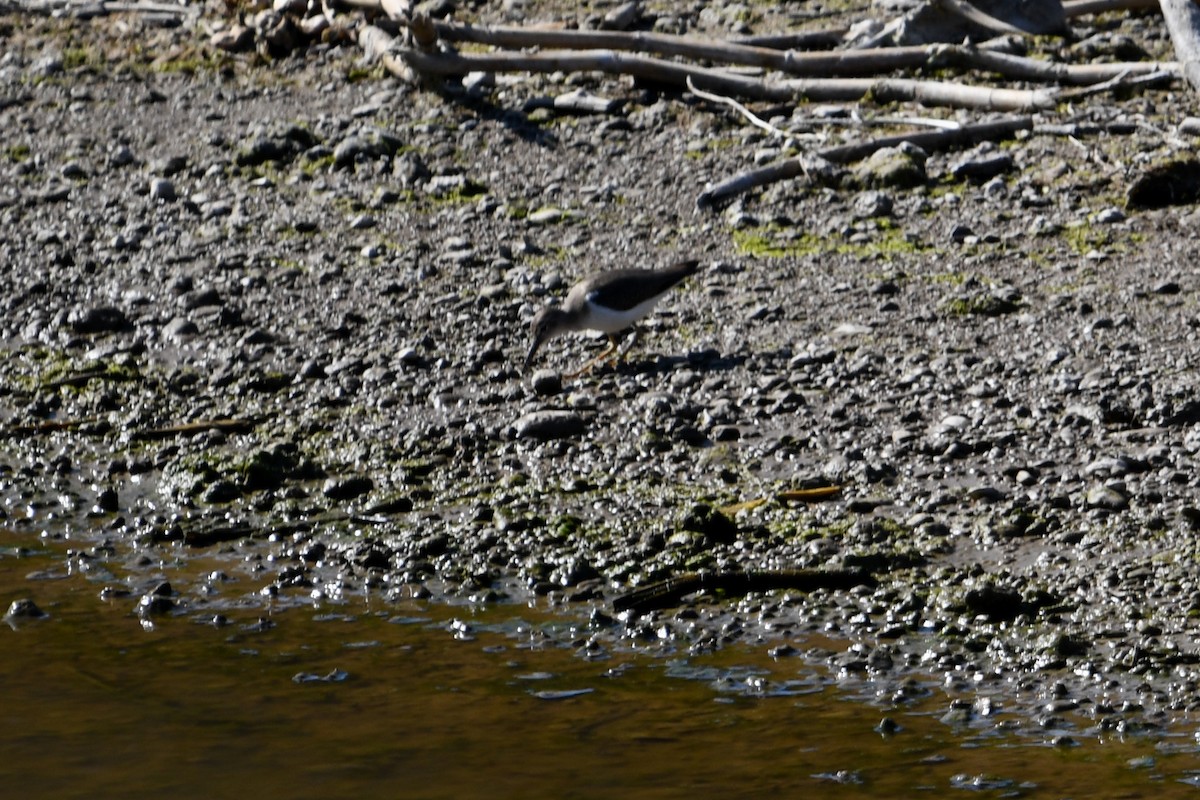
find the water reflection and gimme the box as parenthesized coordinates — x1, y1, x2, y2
(1, 531, 1196, 799)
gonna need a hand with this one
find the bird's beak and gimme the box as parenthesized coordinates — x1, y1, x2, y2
(524, 335, 544, 369)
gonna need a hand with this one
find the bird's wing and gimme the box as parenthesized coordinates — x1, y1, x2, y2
(583, 261, 700, 312)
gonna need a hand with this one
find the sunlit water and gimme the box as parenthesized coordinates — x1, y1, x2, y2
(3, 529, 1199, 799)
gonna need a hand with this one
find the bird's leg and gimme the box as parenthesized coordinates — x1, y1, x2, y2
(564, 335, 621, 379)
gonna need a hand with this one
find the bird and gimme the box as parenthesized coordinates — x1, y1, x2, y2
(524, 258, 701, 378)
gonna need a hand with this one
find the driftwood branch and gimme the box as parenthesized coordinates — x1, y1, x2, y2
(686, 76, 792, 139)
(1062, 0, 1161, 17)
(696, 114, 1035, 210)
(935, 0, 1031, 36)
(1160, 0, 1200, 92)
(130, 418, 256, 441)
(392, 45, 1061, 111)
(414, 19, 1174, 86)
(613, 568, 878, 615)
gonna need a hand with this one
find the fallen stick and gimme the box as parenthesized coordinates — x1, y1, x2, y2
(686, 76, 791, 138)
(1161, 0, 1200, 92)
(696, 114, 1034, 209)
(421, 20, 1173, 85)
(935, 0, 1034, 36)
(430, 20, 931, 77)
(0, 417, 101, 438)
(1062, 0, 1161, 17)
(131, 418, 256, 441)
(392, 45, 1059, 111)
(613, 568, 878, 614)
(729, 28, 848, 50)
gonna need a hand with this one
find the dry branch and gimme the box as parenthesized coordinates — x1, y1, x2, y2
(696, 114, 1035, 210)
(1062, 0, 1160, 17)
(613, 568, 878, 614)
(935, 0, 1032, 36)
(1160, 0, 1200, 92)
(419, 20, 1174, 85)
(392, 45, 1060, 111)
(432, 20, 933, 77)
(130, 418, 256, 441)
(730, 28, 848, 50)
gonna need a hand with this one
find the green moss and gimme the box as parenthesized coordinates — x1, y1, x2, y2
(431, 179, 489, 205)
(6, 144, 30, 163)
(732, 222, 933, 260)
(941, 294, 1022, 317)
(62, 46, 103, 70)
(346, 65, 379, 83)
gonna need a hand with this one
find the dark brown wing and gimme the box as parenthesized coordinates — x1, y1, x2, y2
(582, 259, 700, 312)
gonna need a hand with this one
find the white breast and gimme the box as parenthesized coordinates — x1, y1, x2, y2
(581, 291, 666, 333)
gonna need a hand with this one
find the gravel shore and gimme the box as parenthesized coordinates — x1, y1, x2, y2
(4, 1, 1200, 733)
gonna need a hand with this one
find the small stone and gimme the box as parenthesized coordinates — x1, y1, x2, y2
(531, 369, 562, 396)
(69, 306, 129, 334)
(204, 480, 241, 503)
(397, 347, 424, 367)
(512, 410, 586, 440)
(853, 190, 894, 218)
(137, 594, 174, 616)
(323, 475, 375, 501)
(950, 150, 1013, 182)
(181, 287, 222, 310)
(853, 144, 927, 189)
(110, 145, 136, 167)
(5, 599, 47, 620)
(1093, 207, 1125, 224)
(678, 503, 739, 545)
(149, 155, 188, 177)
(527, 207, 565, 225)
(210, 25, 254, 52)
(1087, 484, 1128, 511)
(163, 317, 199, 342)
(149, 178, 177, 202)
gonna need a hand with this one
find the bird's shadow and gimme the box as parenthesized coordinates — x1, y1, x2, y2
(433, 85, 559, 149)
(605, 350, 745, 376)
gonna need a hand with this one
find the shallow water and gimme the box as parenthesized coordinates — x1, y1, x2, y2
(2, 529, 1198, 799)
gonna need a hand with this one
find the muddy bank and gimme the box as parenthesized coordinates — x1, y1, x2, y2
(3, 1, 1200, 734)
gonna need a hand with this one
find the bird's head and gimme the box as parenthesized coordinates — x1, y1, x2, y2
(524, 306, 571, 368)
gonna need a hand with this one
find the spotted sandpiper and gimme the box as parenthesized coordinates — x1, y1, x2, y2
(524, 259, 701, 378)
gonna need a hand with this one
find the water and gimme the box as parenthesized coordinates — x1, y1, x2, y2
(2, 530, 1197, 799)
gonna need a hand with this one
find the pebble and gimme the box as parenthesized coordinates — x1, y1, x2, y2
(950, 150, 1013, 182)
(4, 599, 47, 620)
(164, 317, 199, 341)
(149, 178, 177, 201)
(512, 410, 586, 440)
(531, 369, 562, 396)
(69, 306, 129, 334)
(1086, 485, 1129, 511)
(323, 476, 375, 501)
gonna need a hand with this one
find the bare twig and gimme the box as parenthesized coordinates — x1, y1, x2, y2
(686, 76, 790, 138)
(696, 114, 1034, 209)
(418, 20, 1175, 85)
(1161, 0, 1200, 92)
(1062, 0, 1160, 17)
(131, 418, 256, 441)
(1054, 68, 1176, 102)
(0, 417, 101, 438)
(391, 45, 1060, 111)
(613, 568, 877, 614)
(729, 28, 848, 50)
(935, 0, 1032, 36)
